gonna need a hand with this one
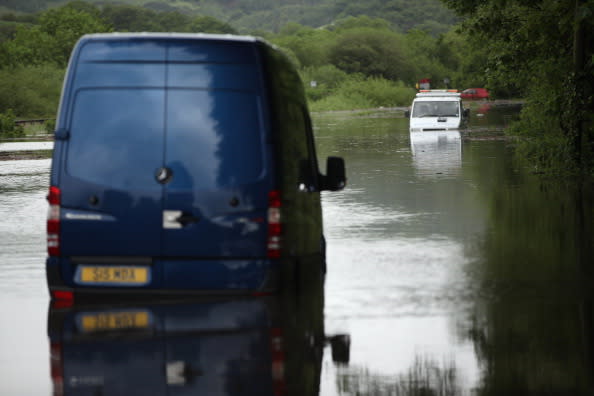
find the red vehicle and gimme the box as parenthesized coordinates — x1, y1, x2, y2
(461, 88, 489, 100)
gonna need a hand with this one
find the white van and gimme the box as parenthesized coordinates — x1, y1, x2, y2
(406, 90, 469, 131)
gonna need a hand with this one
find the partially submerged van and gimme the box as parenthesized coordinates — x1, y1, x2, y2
(46, 33, 346, 300)
(407, 90, 469, 132)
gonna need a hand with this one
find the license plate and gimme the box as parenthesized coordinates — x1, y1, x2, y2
(78, 311, 151, 333)
(77, 266, 150, 286)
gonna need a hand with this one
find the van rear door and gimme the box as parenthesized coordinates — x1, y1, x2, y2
(59, 38, 271, 263)
(159, 41, 271, 259)
(59, 40, 167, 257)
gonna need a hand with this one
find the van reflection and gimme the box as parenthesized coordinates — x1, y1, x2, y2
(409, 130, 462, 176)
(48, 290, 348, 396)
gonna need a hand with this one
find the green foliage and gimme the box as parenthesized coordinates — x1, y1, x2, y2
(0, 0, 50, 13)
(0, 65, 64, 118)
(2, 2, 112, 67)
(187, 16, 237, 34)
(441, 0, 594, 175)
(309, 76, 416, 111)
(0, 21, 20, 42)
(334, 0, 457, 35)
(0, 0, 477, 118)
(0, 109, 24, 138)
(331, 15, 394, 32)
(1, 0, 457, 35)
(99, 4, 237, 33)
(328, 27, 414, 83)
(339, 77, 416, 107)
(100, 5, 161, 31)
(44, 118, 55, 134)
(301, 65, 349, 102)
(435, 29, 489, 90)
(301, 65, 348, 90)
(271, 24, 333, 68)
(402, 29, 449, 86)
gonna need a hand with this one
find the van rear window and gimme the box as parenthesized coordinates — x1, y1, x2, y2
(165, 89, 264, 190)
(67, 88, 264, 190)
(412, 101, 460, 118)
(67, 89, 165, 190)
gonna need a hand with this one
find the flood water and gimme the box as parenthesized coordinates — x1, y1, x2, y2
(2, 103, 594, 395)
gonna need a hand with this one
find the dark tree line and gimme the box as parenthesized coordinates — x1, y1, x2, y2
(0, 1, 482, 124)
(441, 0, 594, 176)
(1, 0, 457, 35)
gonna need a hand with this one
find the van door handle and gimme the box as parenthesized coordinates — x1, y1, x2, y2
(176, 213, 199, 227)
(163, 210, 199, 229)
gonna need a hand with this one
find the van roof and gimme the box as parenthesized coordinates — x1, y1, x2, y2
(79, 32, 261, 43)
(415, 90, 461, 98)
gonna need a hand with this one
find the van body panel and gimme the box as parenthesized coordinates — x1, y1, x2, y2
(260, 45, 324, 257)
(161, 259, 271, 289)
(47, 33, 335, 296)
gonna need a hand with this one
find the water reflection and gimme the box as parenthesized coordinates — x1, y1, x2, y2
(313, 105, 594, 395)
(46, 261, 348, 396)
(467, 102, 522, 131)
(315, 112, 481, 393)
(335, 356, 462, 395)
(5, 104, 594, 395)
(409, 130, 461, 177)
(0, 141, 53, 152)
(465, 178, 594, 395)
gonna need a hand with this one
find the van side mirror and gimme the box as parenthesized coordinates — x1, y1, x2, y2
(464, 108, 470, 118)
(404, 110, 410, 118)
(327, 334, 351, 364)
(321, 156, 346, 191)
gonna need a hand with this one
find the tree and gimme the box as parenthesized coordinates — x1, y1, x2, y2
(38, 3, 112, 65)
(0, 65, 64, 117)
(441, 0, 594, 175)
(0, 109, 24, 137)
(272, 23, 333, 68)
(2, 2, 111, 67)
(187, 16, 237, 34)
(328, 27, 414, 83)
(100, 5, 161, 31)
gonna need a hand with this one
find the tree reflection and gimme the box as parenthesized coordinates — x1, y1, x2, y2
(468, 175, 594, 395)
(336, 356, 462, 396)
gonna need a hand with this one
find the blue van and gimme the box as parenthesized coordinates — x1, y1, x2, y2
(46, 33, 345, 300)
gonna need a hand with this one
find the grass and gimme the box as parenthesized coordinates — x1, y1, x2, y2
(23, 123, 52, 136)
(308, 77, 416, 112)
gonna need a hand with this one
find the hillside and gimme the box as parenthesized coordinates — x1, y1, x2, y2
(0, 0, 457, 34)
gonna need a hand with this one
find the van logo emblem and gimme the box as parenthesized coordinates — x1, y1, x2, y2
(155, 167, 173, 184)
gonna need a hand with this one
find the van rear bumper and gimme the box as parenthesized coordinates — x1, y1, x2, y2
(46, 256, 280, 299)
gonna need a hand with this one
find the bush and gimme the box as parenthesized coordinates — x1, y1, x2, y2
(310, 91, 374, 112)
(308, 76, 416, 111)
(0, 65, 64, 118)
(328, 28, 414, 82)
(301, 65, 349, 102)
(0, 109, 24, 138)
(301, 64, 349, 89)
(338, 78, 416, 107)
(44, 118, 55, 134)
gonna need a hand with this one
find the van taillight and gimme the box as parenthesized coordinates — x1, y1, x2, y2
(270, 327, 286, 396)
(267, 190, 282, 258)
(51, 290, 74, 304)
(47, 186, 61, 256)
(50, 342, 64, 396)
